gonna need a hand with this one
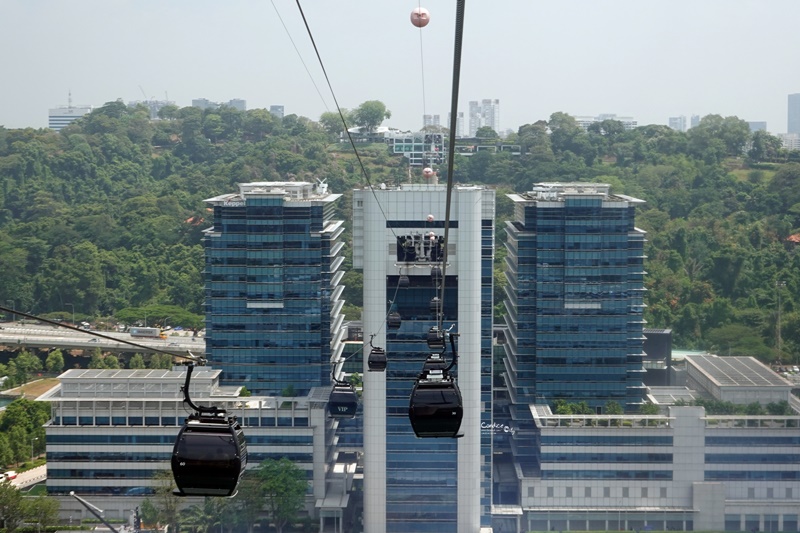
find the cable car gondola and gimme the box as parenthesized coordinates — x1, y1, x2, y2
(387, 311, 402, 329)
(172, 364, 247, 497)
(328, 380, 359, 419)
(368, 346, 387, 372)
(409, 327, 463, 438)
(408, 375, 463, 438)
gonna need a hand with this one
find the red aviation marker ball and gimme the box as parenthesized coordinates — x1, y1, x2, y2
(410, 7, 430, 28)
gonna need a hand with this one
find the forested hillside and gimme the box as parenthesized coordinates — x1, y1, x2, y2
(0, 102, 798, 363)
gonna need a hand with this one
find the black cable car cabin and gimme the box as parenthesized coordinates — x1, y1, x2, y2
(387, 311, 402, 329)
(408, 377, 463, 438)
(171, 413, 247, 497)
(368, 347, 387, 372)
(328, 382, 358, 418)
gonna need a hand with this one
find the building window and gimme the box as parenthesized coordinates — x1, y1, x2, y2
(527, 487, 535, 497)
(660, 487, 667, 498)
(767, 488, 774, 498)
(566, 487, 572, 497)
(641, 487, 648, 498)
(604, 487, 610, 498)
(786, 488, 793, 499)
(622, 487, 629, 498)
(747, 488, 755, 499)
(547, 487, 554, 497)
(585, 487, 591, 497)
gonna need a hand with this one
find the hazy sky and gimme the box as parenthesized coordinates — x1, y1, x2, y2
(3, 1, 800, 133)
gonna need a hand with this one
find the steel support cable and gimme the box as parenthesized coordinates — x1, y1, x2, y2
(270, 0, 330, 111)
(294, 0, 413, 338)
(438, 0, 466, 335)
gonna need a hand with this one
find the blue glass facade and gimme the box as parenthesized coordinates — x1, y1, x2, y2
(502, 184, 647, 476)
(204, 182, 344, 395)
(503, 185, 646, 410)
(386, 274, 460, 533)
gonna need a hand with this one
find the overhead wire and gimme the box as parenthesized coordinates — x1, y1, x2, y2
(270, 0, 330, 111)
(293, 0, 409, 337)
(438, 0, 466, 335)
(417, 1, 428, 124)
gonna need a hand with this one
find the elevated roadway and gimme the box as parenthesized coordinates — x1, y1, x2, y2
(0, 322, 204, 356)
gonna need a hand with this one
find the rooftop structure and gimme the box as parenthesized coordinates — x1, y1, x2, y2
(685, 354, 794, 405)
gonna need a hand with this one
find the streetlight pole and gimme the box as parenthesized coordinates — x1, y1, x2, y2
(31, 436, 38, 462)
(66, 303, 75, 326)
(776, 281, 786, 362)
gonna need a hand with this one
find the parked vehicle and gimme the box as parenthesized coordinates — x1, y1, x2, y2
(3, 471, 18, 480)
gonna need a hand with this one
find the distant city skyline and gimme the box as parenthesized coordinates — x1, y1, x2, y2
(2, 1, 800, 133)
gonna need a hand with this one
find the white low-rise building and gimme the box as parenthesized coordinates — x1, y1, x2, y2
(38, 368, 354, 530)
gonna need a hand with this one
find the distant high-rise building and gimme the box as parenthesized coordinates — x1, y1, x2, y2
(48, 93, 92, 131)
(467, 99, 500, 136)
(204, 181, 345, 396)
(192, 98, 215, 110)
(127, 99, 175, 120)
(690, 114, 701, 128)
(353, 183, 495, 532)
(423, 114, 441, 128)
(481, 98, 500, 133)
(788, 93, 800, 134)
(192, 98, 247, 112)
(227, 98, 246, 112)
(576, 114, 638, 131)
(269, 105, 284, 119)
(747, 121, 767, 133)
(778, 133, 800, 151)
(503, 182, 647, 411)
(668, 116, 687, 132)
(448, 111, 465, 137)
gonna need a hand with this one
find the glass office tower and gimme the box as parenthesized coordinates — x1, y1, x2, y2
(503, 183, 647, 410)
(353, 183, 495, 533)
(501, 183, 647, 475)
(204, 181, 345, 396)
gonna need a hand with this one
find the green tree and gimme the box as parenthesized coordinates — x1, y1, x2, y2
(151, 470, 181, 533)
(604, 401, 623, 415)
(22, 496, 60, 533)
(748, 130, 783, 162)
(182, 497, 223, 533)
(88, 349, 106, 369)
(0, 434, 13, 467)
(139, 499, 160, 528)
(0, 479, 24, 533)
(10, 351, 42, 384)
(149, 353, 173, 369)
(318, 111, 349, 136)
(44, 350, 64, 374)
(475, 126, 498, 139)
(351, 100, 391, 133)
(129, 354, 146, 369)
(639, 403, 661, 415)
(256, 458, 307, 533)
